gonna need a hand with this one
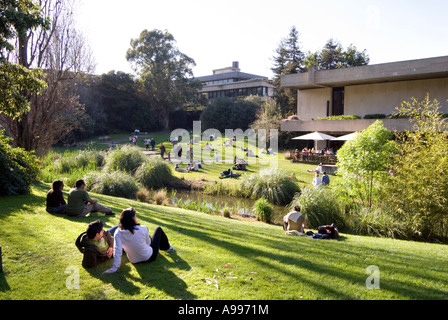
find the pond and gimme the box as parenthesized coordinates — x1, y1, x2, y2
(169, 190, 290, 224)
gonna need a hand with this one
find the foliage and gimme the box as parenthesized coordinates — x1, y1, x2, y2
(134, 157, 174, 189)
(104, 145, 145, 174)
(315, 115, 361, 120)
(382, 95, 448, 241)
(271, 26, 304, 115)
(240, 167, 300, 205)
(200, 97, 258, 132)
(0, 0, 48, 118)
(351, 207, 410, 239)
(126, 29, 203, 130)
(1, 0, 94, 155)
(289, 186, 345, 229)
(363, 114, 387, 119)
(304, 39, 370, 71)
(83, 170, 138, 199)
(153, 188, 169, 205)
(336, 120, 395, 208)
(0, 130, 40, 195)
(252, 197, 274, 223)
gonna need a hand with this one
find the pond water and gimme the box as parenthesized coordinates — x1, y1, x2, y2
(169, 190, 290, 224)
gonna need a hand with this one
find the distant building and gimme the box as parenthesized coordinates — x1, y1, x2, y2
(280, 55, 448, 137)
(196, 61, 275, 101)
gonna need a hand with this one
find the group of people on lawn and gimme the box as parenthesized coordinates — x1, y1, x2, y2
(46, 179, 175, 274)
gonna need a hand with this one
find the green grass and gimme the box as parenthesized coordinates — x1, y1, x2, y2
(1, 182, 447, 300)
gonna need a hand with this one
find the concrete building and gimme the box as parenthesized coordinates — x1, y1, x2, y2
(280, 55, 448, 136)
(196, 61, 275, 101)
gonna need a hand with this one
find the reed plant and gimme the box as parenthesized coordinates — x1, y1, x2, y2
(135, 157, 174, 189)
(240, 167, 300, 205)
(83, 171, 139, 199)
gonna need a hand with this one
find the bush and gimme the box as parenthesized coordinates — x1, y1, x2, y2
(222, 205, 231, 218)
(83, 171, 138, 199)
(135, 157, 174, 189)
(289, 186, 345, 229)
(363, 114, 387, 119)
(252, 198, 274, 223)
(104, 145, 145, 174)
(153, 188, 169, 205)
(0, 130, 40, 196)
(240, 168, 300, 205)
(136, 189, 151, 203)
(352, 207, 410, 239)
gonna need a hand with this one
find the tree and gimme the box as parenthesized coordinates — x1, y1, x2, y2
(336, 120, 396, 208)
(271, 26, 304, 116)
(305, 39, 369, 71)
(383, 95, 448, 241)
(200, 97, 258, 132)
(126, 29, 202, 130)
(0, 0, 47, 118)
(0, 0, 94, 155)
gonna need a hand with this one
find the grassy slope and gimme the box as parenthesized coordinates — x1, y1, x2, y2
(0, 182, 447, 300)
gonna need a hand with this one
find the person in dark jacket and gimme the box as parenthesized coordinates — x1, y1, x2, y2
(46, 180, 67, 214)
(75, 220, 114, 268)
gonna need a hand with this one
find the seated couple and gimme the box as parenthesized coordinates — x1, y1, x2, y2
(46, 179, 114, 217)
(174, 162, 199, 173)
(75, 207, 175, 273)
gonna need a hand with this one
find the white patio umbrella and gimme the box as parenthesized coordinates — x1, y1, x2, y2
(292, 131, 336, 150)
(331, 132, 358, 141)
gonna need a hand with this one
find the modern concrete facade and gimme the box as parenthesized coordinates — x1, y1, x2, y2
(280, 56, 448, 135)
(196, 61, 275, 101)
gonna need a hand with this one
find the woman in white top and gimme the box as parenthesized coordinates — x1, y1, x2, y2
(103, 207, 174, 274)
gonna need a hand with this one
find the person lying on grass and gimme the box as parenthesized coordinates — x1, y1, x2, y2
(66, 179, 115, 217)
(46, 180, 67, 214)
(75, 220, 114, 268)
(102, 207, 175, 274)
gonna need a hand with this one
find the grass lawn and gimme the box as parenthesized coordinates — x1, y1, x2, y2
(1, 182, 447, 300)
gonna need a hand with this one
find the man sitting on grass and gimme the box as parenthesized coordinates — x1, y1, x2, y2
(66, 179, 115, 217)
(76, 220, 114, 268)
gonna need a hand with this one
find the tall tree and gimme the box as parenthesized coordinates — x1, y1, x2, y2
(305, 39, 370, 71)
(271, 26, 304, 116)
(0, 0, 94, 154)
(0, 0, 47, 118)
(126, 29, 202, 130)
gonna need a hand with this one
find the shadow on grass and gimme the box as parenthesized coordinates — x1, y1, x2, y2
(135, 206, 448, 299)
(85, 252, 195, 300)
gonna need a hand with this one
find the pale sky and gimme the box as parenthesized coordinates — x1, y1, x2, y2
(76, 0, 448, 79)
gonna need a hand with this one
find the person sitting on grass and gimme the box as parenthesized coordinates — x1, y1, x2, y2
(66, 179, 115, 217)
(75, 220, 114, 268)
(283, 205, 307, 234)
(322, 172, 330, 185)
(46, 180, 67, 214)
(102, 207, 175, 274)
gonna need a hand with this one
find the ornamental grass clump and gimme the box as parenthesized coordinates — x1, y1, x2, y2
(103, 145, 145, 174)
(240, 167, 300, 205)
(289, 186, 345, 229)
(135, 157, 174, 189)
(252, 197, 274, 223)
(83, 171, 139, 199)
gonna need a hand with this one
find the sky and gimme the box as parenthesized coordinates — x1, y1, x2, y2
(76, 0, 448, 79)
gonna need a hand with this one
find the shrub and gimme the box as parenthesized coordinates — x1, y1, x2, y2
(222, 205, 231, 218)
(83, 171, 138, 199)
(363, 114, 387, 119)
(240, 168, 300, 205)
(136, 189, 151, 203)
(0, 130, 40, 196)
(352, 207, 410, 239)
(104, 145, 145, 174)
(135, 158, 174, 189)
(252, 197, 274, 223)
(153, 188, 169, 205)
(289, 186, 345, 229)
